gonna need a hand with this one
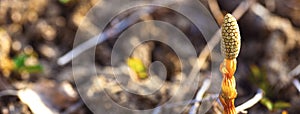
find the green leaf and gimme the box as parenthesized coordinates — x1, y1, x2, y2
(259, 83, 269, 94)
(250, 65, 271, 93)
(260, 97, 273, 111)
(21, 65, 43, 73)
(59, 0, 71, 4)
(137, 72, 148, 79)
(12, 54, 43, 74)
(13, 54, 28, 69)
(250, 65, 261, 79)
(127, 58, 148, 79)
(273, 101, 290, 110)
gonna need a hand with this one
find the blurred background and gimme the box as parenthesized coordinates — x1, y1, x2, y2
(0, 0, 300, 114)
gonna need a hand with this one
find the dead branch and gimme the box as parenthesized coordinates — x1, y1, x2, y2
(189, 78, 211, 114)
(236, 89, 263, 113)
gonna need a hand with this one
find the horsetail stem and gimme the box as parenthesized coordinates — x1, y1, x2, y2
(219, 13, 241, 114)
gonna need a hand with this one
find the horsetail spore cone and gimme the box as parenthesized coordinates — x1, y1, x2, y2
(221, 13, 241, 60)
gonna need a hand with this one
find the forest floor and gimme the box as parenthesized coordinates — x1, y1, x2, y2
(0, 0, 300, 114)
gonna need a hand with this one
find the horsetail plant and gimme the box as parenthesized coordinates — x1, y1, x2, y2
(219, 13, 241, 114)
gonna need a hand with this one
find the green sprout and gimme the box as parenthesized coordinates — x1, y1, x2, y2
(127, 57, 148, 80)
(250, 65, 290, 111)
(59, 0, 71, 4)
(13, 53, 43, 74)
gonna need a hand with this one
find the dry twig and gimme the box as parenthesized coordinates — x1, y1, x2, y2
(236, 89, 263, 113)
(288, 64, 300, 93)
(57, 1, 181, 65)
(57, 7, 155, 65)
(189, 78, 211, 114)
(208, 0, 224, 26)
(293, 79, 300, 93)
(18, 89, 59, 114)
